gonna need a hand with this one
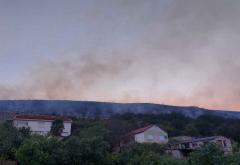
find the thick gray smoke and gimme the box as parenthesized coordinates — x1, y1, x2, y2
(0, 0, 240, 110)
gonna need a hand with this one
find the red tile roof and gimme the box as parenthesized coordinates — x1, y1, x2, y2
(14, 114, 72, 122)
(129, 125, 154, 135)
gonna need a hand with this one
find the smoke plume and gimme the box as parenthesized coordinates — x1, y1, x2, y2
(0, 0, 240, 110)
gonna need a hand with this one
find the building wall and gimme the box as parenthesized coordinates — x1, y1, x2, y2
(168, 136, 233, 159)
(13, 119, 71, 137)
(62, 122, 71, 136)
(135, 132, 145, 143)
(211, 137, 232, 153)
(134, 126, 168, 144)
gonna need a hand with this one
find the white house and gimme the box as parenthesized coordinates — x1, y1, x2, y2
(116, 125, 168, 152)
(13, 114, 72, 137)
(129, 125, 168, 144)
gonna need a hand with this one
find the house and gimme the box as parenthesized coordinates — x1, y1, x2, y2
(116, 125, 168, 152)
(167, 136, 232, 159)
(129, 125, 168, 144)
(13, 114, 72, 137)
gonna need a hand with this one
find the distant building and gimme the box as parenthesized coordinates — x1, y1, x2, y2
(130, 125, 168, 144)
(115, 125, 168, 152)
(167, 136, 232, 159)
(13, 114, 72, 137)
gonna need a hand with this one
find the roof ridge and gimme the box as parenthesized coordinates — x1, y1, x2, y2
(129, 124, 155, 135)
(14, 114, 72, 122)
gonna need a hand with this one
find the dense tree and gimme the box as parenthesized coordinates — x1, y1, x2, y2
(107, 118, 136, 146)
(189, 143, 224, 165)
(0, 121, 30, 160)
(107, 143, 187, 165)
(62, 136, 83, 165)
(16, 135, 64, 165)
(63, 123, 110, 165)
(50, 119, 64, 136)
(78, 124, 110, 140)
(111, 113, 240, 143)
(184, 123, 199, 136)
(223, 153, 240, 165)
(63, 136, 110, 165)
(128, 153, 188, 165)
(3, 113, 240, 164)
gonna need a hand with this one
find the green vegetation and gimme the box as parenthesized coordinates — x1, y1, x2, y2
(50, 119, 64, 136)
(16, 135, 64, 165)
(110, 113, 240, 143)
(189, 143, 224, 165)
(1, 113, 240, 164)
(0, 122, 30, 160)
(109, 143, 187, 165)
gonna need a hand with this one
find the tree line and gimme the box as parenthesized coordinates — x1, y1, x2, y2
(1, 113, 240, 164)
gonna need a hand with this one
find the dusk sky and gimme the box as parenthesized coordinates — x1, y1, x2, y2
(0, 0, 240, 110)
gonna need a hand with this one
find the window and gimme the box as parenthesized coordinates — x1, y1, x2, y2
(159, 136, 165, 141)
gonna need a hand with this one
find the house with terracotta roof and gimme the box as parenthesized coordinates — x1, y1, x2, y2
(13, 114, 72, 137)
(116, 125, 168, 152)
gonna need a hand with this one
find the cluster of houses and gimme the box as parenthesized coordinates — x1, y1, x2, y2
(116, 124, 232, 159)
(0, 111, 233, 159)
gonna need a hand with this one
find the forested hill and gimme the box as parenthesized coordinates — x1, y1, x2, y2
(0, 100, 239, 118)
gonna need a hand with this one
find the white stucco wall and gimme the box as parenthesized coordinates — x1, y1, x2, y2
(13, 119, 71, 137)
(62, 122, 72, 136)
(134, 126, 168, 144)
(135, 132, 145, 143)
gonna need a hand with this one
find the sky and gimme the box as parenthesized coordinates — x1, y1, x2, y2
(0, 0, 240, 111)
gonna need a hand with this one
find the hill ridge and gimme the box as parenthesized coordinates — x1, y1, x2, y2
(0, 100, 239, 118)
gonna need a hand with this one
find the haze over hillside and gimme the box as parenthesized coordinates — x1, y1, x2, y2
(0, 100, 239, 119)
(1, 1, 240, 111)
